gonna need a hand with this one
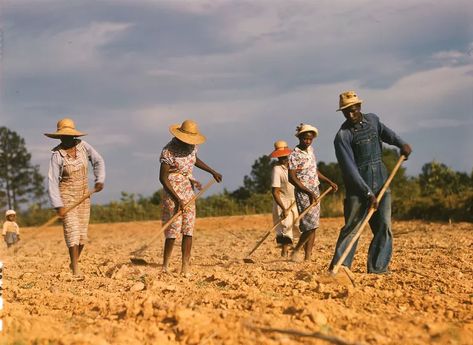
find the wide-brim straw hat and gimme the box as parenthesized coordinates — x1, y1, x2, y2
(295, 124, 318, 138)
(270, 140, 292, 158)
(5, 209, 16, 216)
(44, 118, 87, 139)
(337, 90, 363, 111)
(169, 119, 206, 145)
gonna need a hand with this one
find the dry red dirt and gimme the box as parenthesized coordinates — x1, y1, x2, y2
(1, 215, 472, 345)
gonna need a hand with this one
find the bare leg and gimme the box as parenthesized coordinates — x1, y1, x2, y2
(78, 244, 84, 260)
(281, 244, 289, 257)
(181, 235, 192, 275)
(291, 229, 315, 261)
(303, 229, 316, 261)
(68, 245, 80, 275)
(162, 238, 175, 272)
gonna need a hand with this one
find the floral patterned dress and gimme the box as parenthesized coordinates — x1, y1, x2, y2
(288, 146, 320, 232)
(160, 138, 198, 239)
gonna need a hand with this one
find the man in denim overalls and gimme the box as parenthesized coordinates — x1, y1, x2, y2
(329, 91, 412, 274)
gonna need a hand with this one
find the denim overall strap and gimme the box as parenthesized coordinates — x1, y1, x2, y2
(350, 118, 388, 195)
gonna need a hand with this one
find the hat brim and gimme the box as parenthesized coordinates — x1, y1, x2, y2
(44, 129, 87, 139)
(44, 133, 87, 139)
(169, 125, 206, 145)
(296, 127, 318, 138)
(270, 148, 292, 158)
(337, 100, 363, 111)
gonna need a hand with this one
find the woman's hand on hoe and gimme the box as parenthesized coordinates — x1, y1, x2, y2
(174, 198, 187, 215)
(94, 182, 104, 192)
(280, 208, 289, 220)
(212, 171, 223, 183)
(56, 207, 67, 218)
(191, 180, 203, 191)
(329, 181, 338, 192)
(309, 191, 318, 204)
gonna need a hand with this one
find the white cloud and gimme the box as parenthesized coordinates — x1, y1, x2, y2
(3, 0, 473, 202)
(5, 21, 132, 73)
(361, 65, 473, 132)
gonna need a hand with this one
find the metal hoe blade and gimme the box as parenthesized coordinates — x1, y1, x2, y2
(130, 257, 149, 265)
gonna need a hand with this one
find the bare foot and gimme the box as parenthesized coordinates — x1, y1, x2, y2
(71, 274, 85, 281)
(290, 250, 302, 263)
(180, 271, 191, 278)
(162, 265, 169, 274)
(281, 245, 289, 257)
(180, 264, 190, 277)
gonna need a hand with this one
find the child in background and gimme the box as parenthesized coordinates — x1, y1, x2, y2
(2, 210, 20, 248)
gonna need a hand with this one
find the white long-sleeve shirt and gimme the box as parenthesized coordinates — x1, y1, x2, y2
(47, 140, 105, 208)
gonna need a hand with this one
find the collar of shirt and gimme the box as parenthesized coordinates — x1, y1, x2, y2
(343, 114, 367, 131)
(294, 145, 314, 155)
(277, 164, 288, 172)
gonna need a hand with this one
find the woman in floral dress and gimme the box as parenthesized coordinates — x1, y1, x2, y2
(288, 123, 337, 261)
(159, 120, 222, 275)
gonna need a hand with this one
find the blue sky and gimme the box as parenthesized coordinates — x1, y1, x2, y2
(1, 0, 472, 204)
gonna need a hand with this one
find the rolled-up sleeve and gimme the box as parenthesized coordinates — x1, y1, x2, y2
(271, 167, 281, 188)
(48, 153, 64, 208)
(83, 141, 106, 184)
(334, 131, 372, 197)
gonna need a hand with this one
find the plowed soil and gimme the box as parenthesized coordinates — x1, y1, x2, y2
(1, 215, 472, 345)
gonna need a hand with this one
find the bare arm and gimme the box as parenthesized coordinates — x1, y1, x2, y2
(159, 162, 184, 212)
(289, 169, 317, 203)
(317, 171, 338, 192)
(195, 157, 222, 182)
(271, 187, 288, 219)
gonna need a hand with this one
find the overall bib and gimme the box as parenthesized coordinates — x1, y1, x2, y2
(59, 142, 91, 247)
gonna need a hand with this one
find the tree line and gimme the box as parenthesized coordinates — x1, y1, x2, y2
(1, 126, 472, 226)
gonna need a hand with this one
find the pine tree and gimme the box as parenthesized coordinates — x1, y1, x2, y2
(0, 127, 46, 210)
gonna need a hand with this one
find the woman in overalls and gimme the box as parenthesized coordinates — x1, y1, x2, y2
(160, 120, 222, 276)
(46, 118, 105, 277)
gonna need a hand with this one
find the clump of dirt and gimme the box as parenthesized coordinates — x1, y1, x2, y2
(1, 215, 472, 344)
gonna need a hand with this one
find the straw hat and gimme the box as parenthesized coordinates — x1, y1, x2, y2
(337, 90, 363, 111)
(44, 118, 87, 139)
(270, 140, 292, 158)
(5, 210, 16, 216)
(295, 123, 318, 138)
(169, 120, 206, 145)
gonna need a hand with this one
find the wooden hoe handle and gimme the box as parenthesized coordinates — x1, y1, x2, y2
(39, 190, 95, 229)
(330, 155, 406, 274)
(131, 179, 216, 256)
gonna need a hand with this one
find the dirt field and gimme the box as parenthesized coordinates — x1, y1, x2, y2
(1, 215, 472, 345)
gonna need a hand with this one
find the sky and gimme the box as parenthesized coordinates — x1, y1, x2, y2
(1, 0, 472, 204)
